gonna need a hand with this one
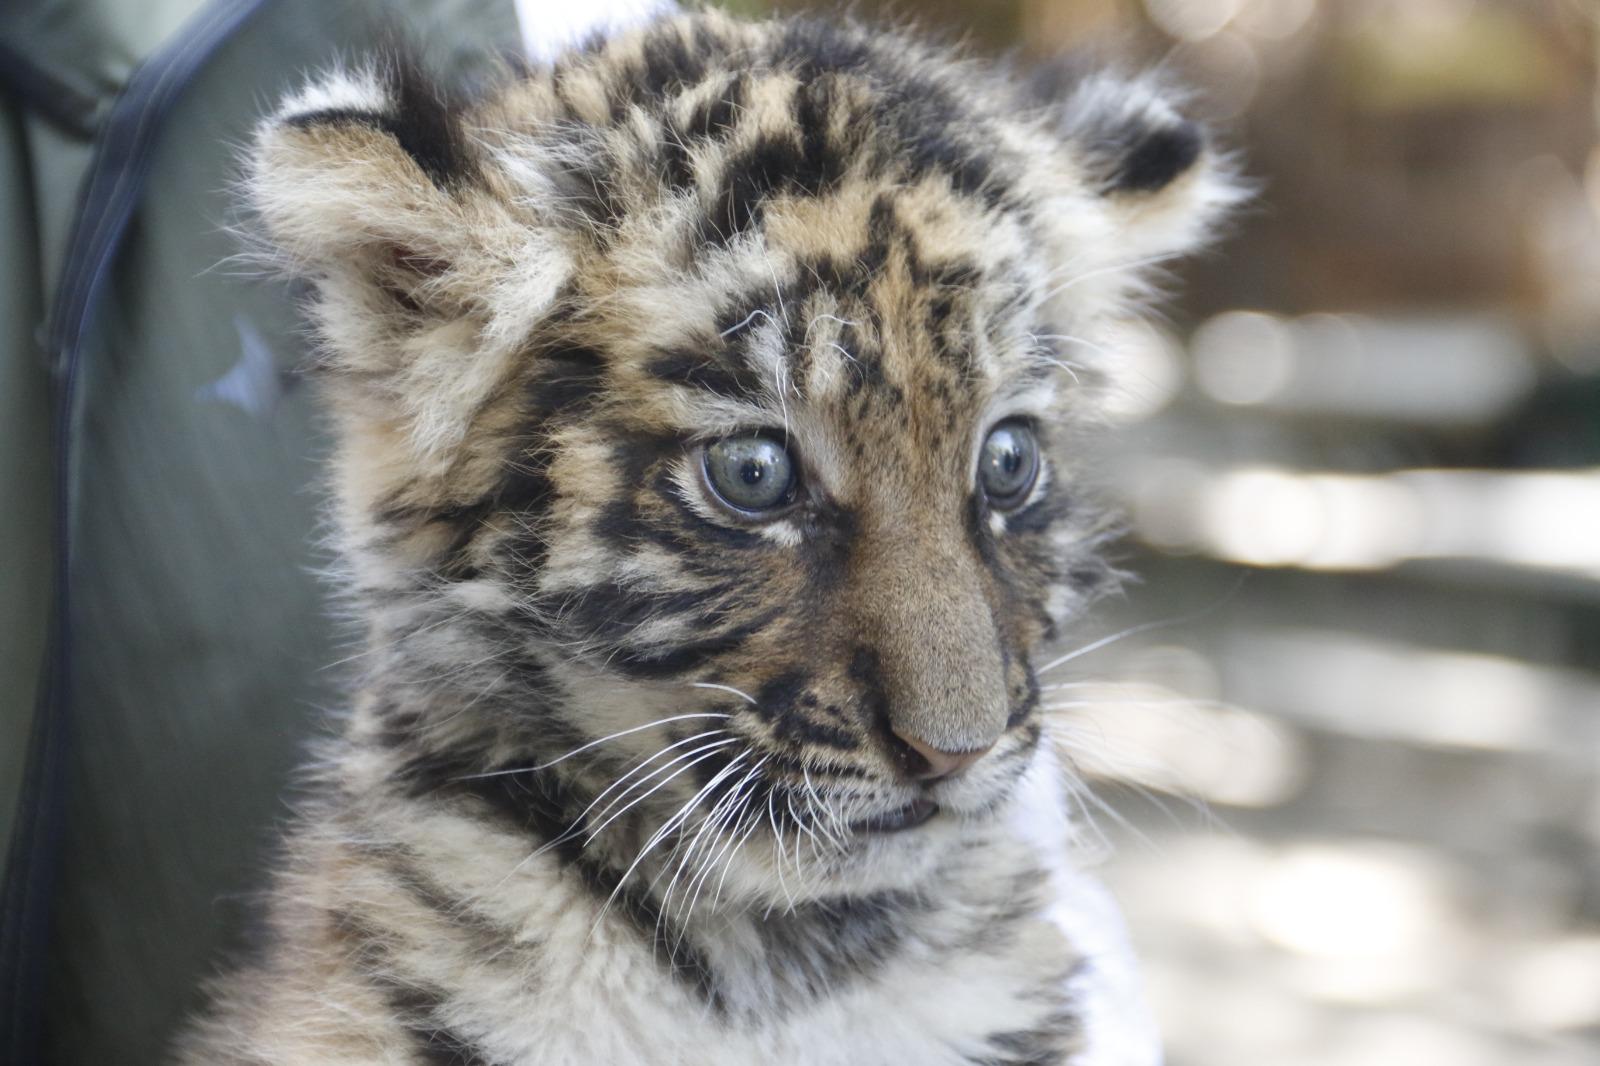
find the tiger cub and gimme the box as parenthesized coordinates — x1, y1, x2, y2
(177, 9, 1239, 1065)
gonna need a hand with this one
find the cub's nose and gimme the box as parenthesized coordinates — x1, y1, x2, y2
(890, 727, 994, 782)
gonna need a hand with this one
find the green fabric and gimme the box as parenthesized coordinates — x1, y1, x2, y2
(1, 0, 519, 1061)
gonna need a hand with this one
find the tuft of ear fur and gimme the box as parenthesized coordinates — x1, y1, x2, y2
(251, 59, 477, 275)
(1058, 72, 1243, 255)
(1018, 67, 1247, 311)
(248, 59, 573, 465)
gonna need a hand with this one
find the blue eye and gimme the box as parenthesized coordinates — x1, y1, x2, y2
(703, 435, 798, 514)
(978, 421, 1039, 509)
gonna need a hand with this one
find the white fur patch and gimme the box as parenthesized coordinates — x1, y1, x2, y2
(1010, 745, 1166, 1066)
(274, 65, 388, 122)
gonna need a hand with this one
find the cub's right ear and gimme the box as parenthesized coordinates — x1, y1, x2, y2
(249, 60, 483, 281)
(248, 61, 574, 460)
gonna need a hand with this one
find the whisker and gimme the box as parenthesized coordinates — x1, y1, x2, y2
(763, 789, 798, 918)
(1038, 250, 1187, 302)
(536, 728, 732, 852)
(582, 737, 739, 843)
(492, 730, 734, 889)
(591, 750, 752, 939)
(657, 754, 761, 921)
(456, 712, 732, 780)
(677, 756, 769, 931)
(1036, 618, 1188, 677)
(719, 307, 775, 337)
(1042, 697, 1217, 711)
(800, 765, 846, 852)
(711, 803, 765, 912)
(687, 682, 758, 707)
(1036, 578, 1248, 677)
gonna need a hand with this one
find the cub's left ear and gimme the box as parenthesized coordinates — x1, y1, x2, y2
(1032, 71, 1247, 268)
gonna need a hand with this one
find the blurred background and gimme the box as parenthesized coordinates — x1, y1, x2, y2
(740, 0, 1600, 1063)
(3, 1, 1597, 1064)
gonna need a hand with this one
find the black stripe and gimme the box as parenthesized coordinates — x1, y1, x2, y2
(369, 845, 522, 955)
(1004, 662, 1041, 730)
(698, 91, 853, 247)
(285, 53, 478, 191)
(968, 1005, 1084, 1066)
(526, 345, 609, 418)
(750, 886, 922, 998)
(1000, 489, 1071, 537)
(776, 18, 1010, 207)
(566, 155, 627, 231)
(657, 127, 695, 191)
(846, 645, 893, 739)
(452, 769, 724, 1008)
(535, 579, 737, 644)
(646, 348, 764, 401)
(332, 909, 498, 1066)
(283, 106, 387, 130)
(607, 609, 779, 679)
(392, 989, 495, 1066)
(1105, 120, 1203, 194)
(384, 51, 477, 189)
(655, 474, 768, 551)
(750, 671, 863, 751)
(379, 733, 727, 1010)
(638, 30, 708, 99)
(685, 73, 744, 139)
(702, 134, 802, 244)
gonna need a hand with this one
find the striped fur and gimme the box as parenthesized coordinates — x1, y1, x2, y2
(177, 10, 1240, 1065)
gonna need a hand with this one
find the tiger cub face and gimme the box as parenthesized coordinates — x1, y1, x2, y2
(250, 12, 1238, 906)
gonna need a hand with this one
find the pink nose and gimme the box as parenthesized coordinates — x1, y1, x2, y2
(891, 728, 994, 781)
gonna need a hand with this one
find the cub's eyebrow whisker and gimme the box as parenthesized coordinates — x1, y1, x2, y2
(453, 711, 732, 779)
(1036, 356, 1082, 385)
(719, 307, 776, 337)
(803, 312, 860, 341)
(824, 341, 857, 364)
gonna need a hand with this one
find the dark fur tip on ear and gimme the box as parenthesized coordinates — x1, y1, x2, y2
(382, 50, 477, 189)
(275, 51, 478, 191)
(1106, 119, 1202, 194)
(1034, 67, 1220, 199)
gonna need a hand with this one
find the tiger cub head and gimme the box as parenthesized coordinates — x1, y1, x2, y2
(250, 11, 1240, 903)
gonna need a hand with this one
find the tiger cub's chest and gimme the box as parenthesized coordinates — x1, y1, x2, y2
(459, 905, 1077, 1066)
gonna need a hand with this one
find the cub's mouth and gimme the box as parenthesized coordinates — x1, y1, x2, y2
(851, 797, 939, 834)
